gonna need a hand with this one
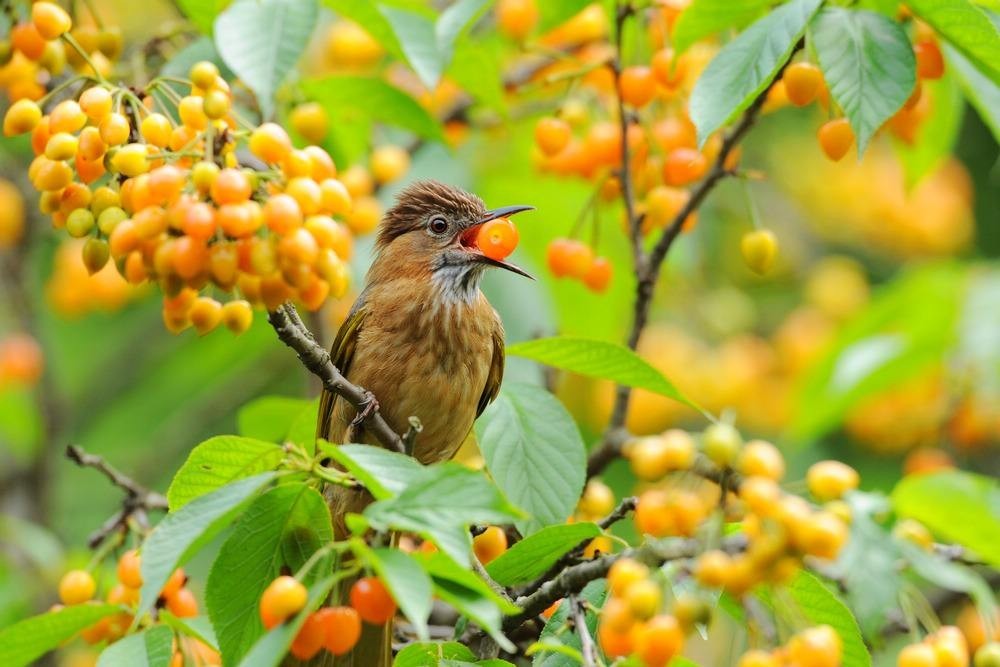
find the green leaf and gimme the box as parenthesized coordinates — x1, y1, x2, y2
(436, 0, 491, 61)
(176, 0, 228, 34)
(321, 442, 424, 499)
(382, 7, 441, 89)
(671, 0, 771, 55)
(364, 463, 521, 565)
(811, 8, 916, 154)
(97, 625, 173, 667)
(237, 396, 318, 452)
(206, 483, 332, 664)
(414, 551, 517, 652)
(791, 263, 964, 441)
(449, 37, 506, 110)
(237, 571, 339, 667)
(0, 604, 121, 667)
(835, 492, 903, 637)
(891, 470, 1000, 567)
(361, 545, 433, 641)
(892, 73, 964, 185)
(907, 0, 1000, 85)
(476, 383, 585, 535)
(534, 579, 606, 667)
(381, 0, 489, 90)
(486, 522, 601, 586)
(167, 435, 283, 510)
(945, 42, 1000, 142)
(689, 0, 823, 146)
(138, 473, 277, 621)
(782, 571, 871, 667)
(395, 641, 477, 666)
(214, 0, 319, 118)
(900, 542, 997, 619)
(506, 337, 699, 411)
(300, 76, 445, 142)
(416, 551, 520, 615)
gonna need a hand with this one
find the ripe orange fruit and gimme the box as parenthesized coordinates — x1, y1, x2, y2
(635, 489, 674, 537)
(738, 439, 785, 480)
(290, 611, 325, 661)
(59, 570, 96, 605)
(370, 145, 410, 184)
(349, 576, 396, 625)
(12, 22, 47, 60)
(318, 178, 352, 216)
(286, 177, 323, 216)
(249, 123, 292, 164)
(496, 0, 539, 40)
(577, 478, 615, 517)
(788, 625, 842, 667)
(663, 147, 707, 186)
(914, 39, 944, 80)
(619, 65, 656, 107)
(79, 87, 113, 121)
(476, 218, 519, 260)
(738, 649, 780, 667)
(635, 615, 684, 667)
(211, 168, 252, 205)
(583, 257, 612, 292)
(651, 48, 686, 89)
(693, 550, 731, 588)
(625, 579, 661, 620)
(99, 113, 130, 146)
(806, 460, 859, 501)
(166, 587, 198, 618)
(4, 99, 42, 136)
(221, 300, 253, 335)
(189, 297, 223, 335)
(473, 526, 508, 565)
(535, 116, 571, 156)
(608, 558, 649, 597)
(546, 238, 593, 279)
(317, 606, 362, 655)
(259, 576, 308, 629)
(817, 118, 854, 161)
(798, 510, 848, 559)
(117, 549, 143, 588)
(290, 102, 329, 144)
(783, 62, 823, 106)
(598, 621, 635, 658)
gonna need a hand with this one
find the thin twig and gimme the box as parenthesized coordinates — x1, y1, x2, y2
(65, 445, 168, 548)
(570, 595, 598, 667)
(267, 303, 406, 454)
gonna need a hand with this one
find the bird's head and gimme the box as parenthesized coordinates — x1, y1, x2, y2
(373, 180, 533, 299)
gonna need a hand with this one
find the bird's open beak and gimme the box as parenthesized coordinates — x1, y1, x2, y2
(460, 205, 536, 279)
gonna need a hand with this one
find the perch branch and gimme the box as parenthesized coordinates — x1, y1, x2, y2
(267, 303, 406, 454)
(570, 594, 598, 667)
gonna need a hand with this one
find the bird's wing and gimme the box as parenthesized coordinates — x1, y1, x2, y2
(476, 322, 505, 418)
(316, 301, 368, 441)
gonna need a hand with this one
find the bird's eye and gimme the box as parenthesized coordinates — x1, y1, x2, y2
(429, 216, 449, 234)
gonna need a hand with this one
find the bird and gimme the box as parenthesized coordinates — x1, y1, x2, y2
(313, 180, 533, 667)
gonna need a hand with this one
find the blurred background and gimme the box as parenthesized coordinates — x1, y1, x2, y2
(0, 0, 997, 657)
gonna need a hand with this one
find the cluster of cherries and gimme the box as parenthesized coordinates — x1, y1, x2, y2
(259, 574, 396, 661)
(56, 550, 216, 664)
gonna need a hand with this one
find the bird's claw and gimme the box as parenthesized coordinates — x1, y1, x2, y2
(351, 391, 380, 427)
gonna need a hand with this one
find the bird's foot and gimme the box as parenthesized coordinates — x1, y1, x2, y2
(350, 391, 380, 428)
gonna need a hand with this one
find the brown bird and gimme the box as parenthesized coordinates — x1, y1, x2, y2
(314, 180, 532, 666)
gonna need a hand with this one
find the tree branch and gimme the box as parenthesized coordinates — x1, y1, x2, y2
(267, 303, 406, 454)
(587, 43, 803, 478)
(570, 595, 598, 667)
(65, 445, 168, 548)
(504, 535, 745, 632)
